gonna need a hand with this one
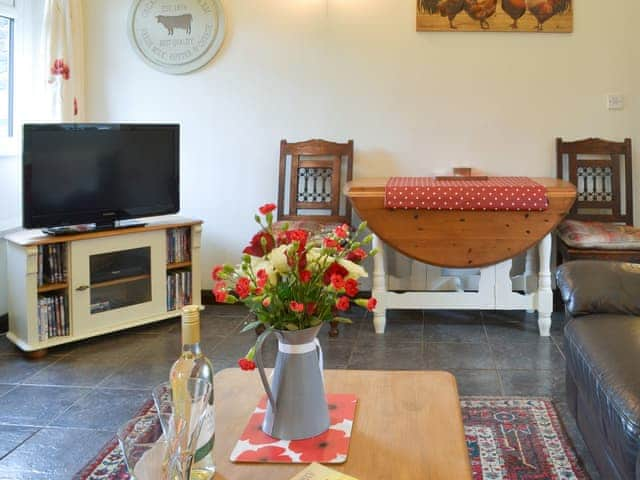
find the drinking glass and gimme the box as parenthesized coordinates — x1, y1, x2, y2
(151, 379, 212, 478)
(117, 413, 170, 480)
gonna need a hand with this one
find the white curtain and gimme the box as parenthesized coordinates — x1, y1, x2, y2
(42, 0, 85, 121)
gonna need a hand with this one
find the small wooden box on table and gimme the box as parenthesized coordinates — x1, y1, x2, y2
(214, 368, 472, 480)
(4, 216, 202, 354)
(345, 178, 576, 336)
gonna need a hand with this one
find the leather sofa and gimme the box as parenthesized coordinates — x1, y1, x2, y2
(556, 261, 640, 480)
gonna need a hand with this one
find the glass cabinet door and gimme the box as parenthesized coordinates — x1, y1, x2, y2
(89, 247, 152, 314)
(70, 231, 166, 336)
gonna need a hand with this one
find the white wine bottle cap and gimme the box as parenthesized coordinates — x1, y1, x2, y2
(181, 305, 201, 345)
(182, 305, 201, 326)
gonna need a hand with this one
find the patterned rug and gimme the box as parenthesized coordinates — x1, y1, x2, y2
(74, 397, 589, 480)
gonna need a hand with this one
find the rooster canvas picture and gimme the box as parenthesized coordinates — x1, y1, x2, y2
(417, 0, 572, 32)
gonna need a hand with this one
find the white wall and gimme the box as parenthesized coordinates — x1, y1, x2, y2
(84, 0, 639, 290)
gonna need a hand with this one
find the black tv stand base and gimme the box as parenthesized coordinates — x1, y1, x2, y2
(42, 221, 147, 236)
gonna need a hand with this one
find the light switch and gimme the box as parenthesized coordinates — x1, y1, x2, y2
(607, 94, 624, 110)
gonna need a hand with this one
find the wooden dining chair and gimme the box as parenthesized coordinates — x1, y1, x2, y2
(276, 139, 354, 229)
(556, 137, 640, 263)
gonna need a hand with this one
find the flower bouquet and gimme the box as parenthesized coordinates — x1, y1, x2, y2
(211, 203, 377, 370)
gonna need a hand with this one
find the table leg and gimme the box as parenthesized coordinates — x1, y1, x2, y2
(372, 234, 386, 334)
(537, 233, 552, 336)
(525, 247, 537, 313)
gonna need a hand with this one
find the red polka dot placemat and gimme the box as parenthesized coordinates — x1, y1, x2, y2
(230, 394, 357, 464)
(384, 177, 548, 211)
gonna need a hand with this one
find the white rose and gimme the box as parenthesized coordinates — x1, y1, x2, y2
(338, 258, 368, 280)
(268, 245, 291, 274)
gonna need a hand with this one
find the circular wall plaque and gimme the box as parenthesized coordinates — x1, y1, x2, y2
(128, 0, 225, 75)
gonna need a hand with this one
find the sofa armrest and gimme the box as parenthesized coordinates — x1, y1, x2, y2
(556, 261, 640, 317)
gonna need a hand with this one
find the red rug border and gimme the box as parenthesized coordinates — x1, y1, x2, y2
(462, 395, 590, 480)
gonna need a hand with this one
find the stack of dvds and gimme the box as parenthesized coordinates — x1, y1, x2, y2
(167, 228, 191, 264)
(167, 270, 192, 311)
(37, 294, 68, 341)
(37, 244, 67, 286)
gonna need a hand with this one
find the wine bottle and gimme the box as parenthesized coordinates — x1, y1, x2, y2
(169, 305, 216, 479)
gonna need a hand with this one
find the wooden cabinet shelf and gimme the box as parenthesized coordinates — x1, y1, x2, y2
(5, 216, 203, 353)
(37, 283, 68, 293)
(91, 274, 151, 289)
(167, 261, 192, 270)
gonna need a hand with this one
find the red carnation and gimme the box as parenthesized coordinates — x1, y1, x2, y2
(347, 247, 367, 262)
(238, 358, 256, 371)
(289, 301, 305, 313)
(236, 277, 251, 299)
(323, 238, 338, 249)
(300, 270, 312, 283)
(306, 303, 317, 315)
(367, 297, 377, 311)
(256, 269, 268, 288)
(259, 203, 277, 215)
(345, 278, 359, 297)
(214, 290, 227, 303)
(212, 265, 224, 281)
(243, 231, 275, 257)
(279, 229, 308, 253)
(323, 262, 349, 285)
(330, 274, 345, 290)
(334, 225, 348, 239)
(336, 296, 350, 311)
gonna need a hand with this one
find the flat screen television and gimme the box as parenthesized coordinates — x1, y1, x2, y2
(23, 123, 180, 234)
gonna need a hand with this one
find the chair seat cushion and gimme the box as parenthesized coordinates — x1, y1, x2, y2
(272, 220, 343, 237)
(558, 220, 640, 250)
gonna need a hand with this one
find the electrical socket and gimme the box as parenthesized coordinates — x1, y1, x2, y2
(607, 94, 624, 110)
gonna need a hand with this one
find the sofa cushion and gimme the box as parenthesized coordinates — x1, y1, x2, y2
(565, 315, 640, 479)
(557, 261, 640, 317)
(558, 219, 640, 250)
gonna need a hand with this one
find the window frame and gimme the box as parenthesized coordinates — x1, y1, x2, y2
(0, 0, 19, 157)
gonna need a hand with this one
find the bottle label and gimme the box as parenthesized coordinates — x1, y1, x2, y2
(194, 405, 215, 463)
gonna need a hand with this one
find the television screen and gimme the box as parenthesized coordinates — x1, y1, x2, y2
(23, 124, 180, 230)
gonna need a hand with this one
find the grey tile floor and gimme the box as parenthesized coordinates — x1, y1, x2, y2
(0, 306, 599, 479)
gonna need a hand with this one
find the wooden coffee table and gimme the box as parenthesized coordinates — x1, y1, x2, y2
(214, 369, 472, 479)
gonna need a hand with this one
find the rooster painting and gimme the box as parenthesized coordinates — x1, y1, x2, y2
(416, 0, 571, 32)
(464, 0, 498, 29)
(526, 0, 568, 30)
(418, 0, 440, 14)
(437, 0, 466, 29)
(502, 0, 526, 29)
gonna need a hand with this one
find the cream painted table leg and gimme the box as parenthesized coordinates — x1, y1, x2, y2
(525, 246, 537, 313)
(372, 234, 387, 334)
(536, 233, 553, 336)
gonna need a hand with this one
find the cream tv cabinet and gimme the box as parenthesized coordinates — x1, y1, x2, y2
(5, 216, 202, 353)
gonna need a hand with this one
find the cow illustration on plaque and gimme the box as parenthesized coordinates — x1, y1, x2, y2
(128, 0, 225, 74)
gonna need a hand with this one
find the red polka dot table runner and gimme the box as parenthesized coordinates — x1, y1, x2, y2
(230, 394, 357, 464)
(384, 177, 548, 211)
